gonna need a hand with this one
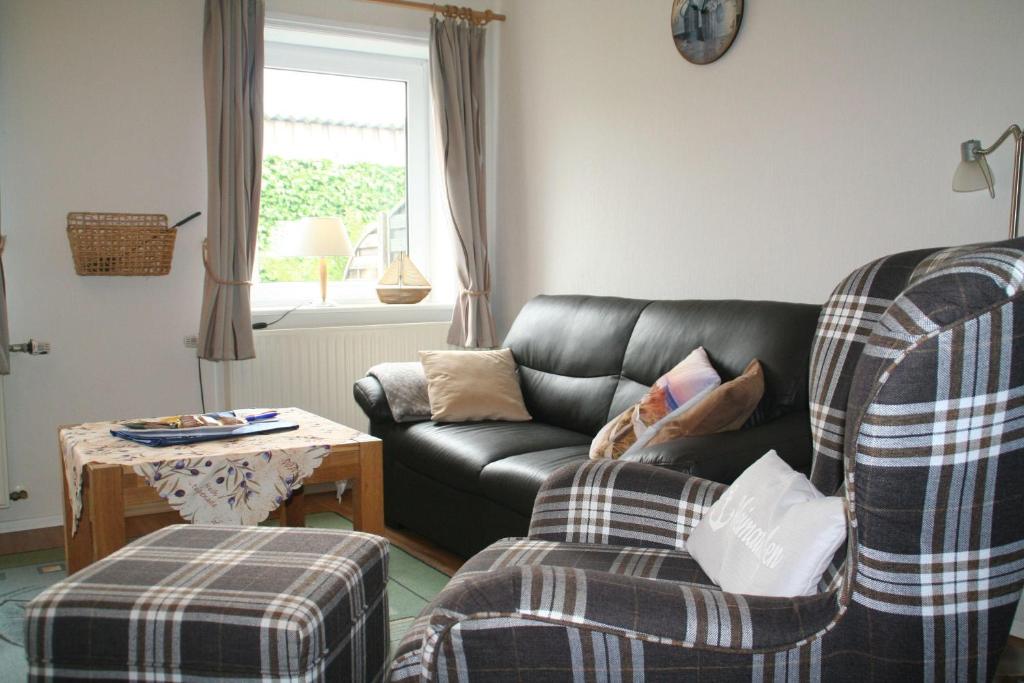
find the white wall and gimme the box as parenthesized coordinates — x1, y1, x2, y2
(0, 0, 208, 531)
(491, 0, 1024, 332)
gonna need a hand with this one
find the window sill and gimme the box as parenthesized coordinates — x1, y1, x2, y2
(251, 301, 453, 329)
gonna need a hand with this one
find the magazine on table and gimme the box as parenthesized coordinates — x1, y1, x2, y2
(110, 410, 298, 447)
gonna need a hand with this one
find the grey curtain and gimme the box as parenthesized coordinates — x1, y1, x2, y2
(198, 0, 264, 361)
(430, 17, 498, 348)
(0, 236, 8, 375)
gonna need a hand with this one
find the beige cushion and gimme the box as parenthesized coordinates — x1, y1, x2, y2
(419, 349, 532, 422)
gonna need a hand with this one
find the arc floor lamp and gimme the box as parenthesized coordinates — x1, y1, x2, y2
(953, 123, 1022, 239)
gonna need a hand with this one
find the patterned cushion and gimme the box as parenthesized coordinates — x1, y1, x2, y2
(629, 358, 765, 452)
(589, 346, 721, 460)
(25, 525, 389, 682)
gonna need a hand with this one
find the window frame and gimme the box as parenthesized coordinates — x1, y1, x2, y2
(253, 33, 439, 321)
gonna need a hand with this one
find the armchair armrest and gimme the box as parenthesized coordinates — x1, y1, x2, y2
(528, 460, 727, 549)
(353, 376, 395, 423)
(621, 410, 813, 482)
(391, 565, 838, 681)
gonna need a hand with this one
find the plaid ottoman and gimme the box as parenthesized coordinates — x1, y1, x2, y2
(25, 525, 389, 682)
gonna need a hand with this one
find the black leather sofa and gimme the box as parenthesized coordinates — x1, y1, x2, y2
(354, 295, 821, 558)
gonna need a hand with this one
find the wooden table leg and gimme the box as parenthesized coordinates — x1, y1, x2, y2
(62, 451, 93, 575)
(87, 463, 125, 564)
(280, 485, 306, 527)
(352, 440, 384, 535)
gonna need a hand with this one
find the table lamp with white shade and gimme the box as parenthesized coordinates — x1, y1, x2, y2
(276, 217, 353, 304)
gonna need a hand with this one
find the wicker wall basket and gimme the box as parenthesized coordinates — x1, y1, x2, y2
(67, 212, 175, 276)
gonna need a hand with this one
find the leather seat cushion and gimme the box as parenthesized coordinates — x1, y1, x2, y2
(390, 421, 591, 494)
(480, 446, 591, 516)
(457, 538, 713, 587)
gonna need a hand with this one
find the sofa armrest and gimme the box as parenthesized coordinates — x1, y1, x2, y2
(620, 411, 812, 483)
(528, 460, 727, 549)
(353, 376, 395, 423)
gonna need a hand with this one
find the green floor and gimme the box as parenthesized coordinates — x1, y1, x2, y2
(305, 512, 451, 650)
(0, 512, 449, 678)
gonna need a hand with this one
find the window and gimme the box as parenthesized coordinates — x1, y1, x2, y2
(254, 26, 437, 311)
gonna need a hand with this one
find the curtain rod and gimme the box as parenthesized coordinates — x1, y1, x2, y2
(360, 0, 506, 25)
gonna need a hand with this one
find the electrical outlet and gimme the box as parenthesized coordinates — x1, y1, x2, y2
(9, 339, 50, 355)
(183, 335, 198, 349)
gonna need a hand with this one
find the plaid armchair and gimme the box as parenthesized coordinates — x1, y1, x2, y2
(389, 238, 1024, 682)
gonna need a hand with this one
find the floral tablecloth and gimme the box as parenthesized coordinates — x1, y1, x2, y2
(60, 407, 359, 535)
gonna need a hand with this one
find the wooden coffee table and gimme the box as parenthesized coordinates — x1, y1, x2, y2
(60, 411, 383, 574)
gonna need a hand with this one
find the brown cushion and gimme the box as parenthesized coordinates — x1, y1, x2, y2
(419, 349, 532, 422)
(644, 359, 764, 447)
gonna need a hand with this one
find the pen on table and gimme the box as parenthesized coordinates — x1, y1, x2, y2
(245, 411, 278, 423)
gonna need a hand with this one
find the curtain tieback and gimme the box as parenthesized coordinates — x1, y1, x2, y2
(462, 288, 490, 297)
(202, 238, 252, 286)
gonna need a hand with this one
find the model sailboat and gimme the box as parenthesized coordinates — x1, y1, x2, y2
(376, 253, 432, 304)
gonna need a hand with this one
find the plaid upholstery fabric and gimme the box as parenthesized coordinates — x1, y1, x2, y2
(390, 238, 1024, 682)
(456, 537, 713, 584)
(391, 535, 715, 675)
(807, 247, 939, 496)
(390, 560, 838, 681)
(807, 241, 1024, 591)
(529, 459, 726, 549)
(25, 525, 390, 682)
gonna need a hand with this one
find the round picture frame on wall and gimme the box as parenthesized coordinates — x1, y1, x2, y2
(670, 0, 744, 65)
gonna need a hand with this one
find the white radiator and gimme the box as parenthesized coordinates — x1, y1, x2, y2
(223, 322, 450, 430)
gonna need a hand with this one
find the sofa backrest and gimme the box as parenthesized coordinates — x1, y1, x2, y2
(609, 300, 821, 425)
(503, 295, 648, 436)
(503, 295, 820, 436)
